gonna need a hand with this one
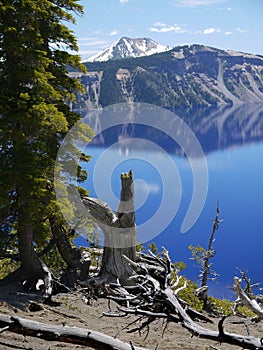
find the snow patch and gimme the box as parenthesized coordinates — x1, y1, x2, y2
(84, 37, 172, 62)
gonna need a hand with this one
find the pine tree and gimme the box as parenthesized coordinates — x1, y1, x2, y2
(0, 0, 92, 289)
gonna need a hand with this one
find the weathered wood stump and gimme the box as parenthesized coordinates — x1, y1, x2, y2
(83, 170, 136, 286)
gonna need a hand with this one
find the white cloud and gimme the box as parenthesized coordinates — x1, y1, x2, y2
(120, 0, 128, 3)
(79, 49, 102, 57)
(175, 0, 226, 7)
(92, 30, 102, 35)
(77, 37, 109, 46)
(109, 29, 119, 36)
(235, 27, 249, 34)
(224, 31, 232, 35)
(150, 22, 187, 33)
(153, 22, 167, 27)
(75, 36, 111, 59)
(203, 27, 221, 34)
(148, 183, 160, 194)
(134, 181, 160, 195)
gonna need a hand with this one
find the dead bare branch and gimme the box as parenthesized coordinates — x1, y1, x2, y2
(0, 313, 148, 350)
(233, 276, 263, 322)
(0, 326, 9, 334)
(102, 250, 263, 349)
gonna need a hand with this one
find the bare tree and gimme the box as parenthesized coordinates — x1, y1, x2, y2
(189, 203, 222, 306)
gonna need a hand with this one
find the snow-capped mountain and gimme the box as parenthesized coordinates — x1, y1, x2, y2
(84, 37, 172, 62)
(76, 44, 263, 107)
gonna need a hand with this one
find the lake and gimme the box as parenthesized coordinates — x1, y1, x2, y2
(75, 103, 263, 299)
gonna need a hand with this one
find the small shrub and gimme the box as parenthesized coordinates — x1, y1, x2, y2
(0, 258, 20, 280)
(207, 297, 233, 316)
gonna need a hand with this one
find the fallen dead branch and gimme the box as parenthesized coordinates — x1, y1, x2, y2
(0, 313, 148, 350)
(234, 276, 263, 322)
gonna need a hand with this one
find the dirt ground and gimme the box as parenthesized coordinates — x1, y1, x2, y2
(0, 282, 263, 350)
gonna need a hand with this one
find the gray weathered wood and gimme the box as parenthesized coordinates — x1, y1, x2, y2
(106, 250, 263, 350)
(234, 276, 263, 321)
(82, 170, 136, 286)
(0, 313, 148, 350)
(164, 286, 263, 349)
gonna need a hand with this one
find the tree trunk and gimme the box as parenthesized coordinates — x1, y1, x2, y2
(83, 170, 136, 286)
(50, 215, 81, 269)
(18, 221, 42, 280)
(17, 198, 44, 289)
(49, 214, 91, 286)
(10, 200, 54, 300)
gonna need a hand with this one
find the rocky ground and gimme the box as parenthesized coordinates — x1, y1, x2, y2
(0, 283, 263, 350)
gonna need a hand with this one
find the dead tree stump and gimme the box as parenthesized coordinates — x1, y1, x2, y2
(83, 170, 136, 286)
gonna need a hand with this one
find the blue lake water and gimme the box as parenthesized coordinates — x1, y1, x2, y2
(76, 103, 263, 299)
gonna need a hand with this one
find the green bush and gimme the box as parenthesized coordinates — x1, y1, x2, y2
(0, 259, 20, 280)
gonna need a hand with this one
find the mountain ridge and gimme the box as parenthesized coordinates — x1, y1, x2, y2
(72, 43, 263, 108)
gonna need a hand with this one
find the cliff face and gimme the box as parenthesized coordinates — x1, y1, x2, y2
(71, 44, 263, 110)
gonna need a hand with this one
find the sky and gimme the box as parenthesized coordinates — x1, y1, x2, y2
(68, 0, 263, 60)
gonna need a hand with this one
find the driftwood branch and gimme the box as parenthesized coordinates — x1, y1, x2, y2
(0, 313, 148, 350)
